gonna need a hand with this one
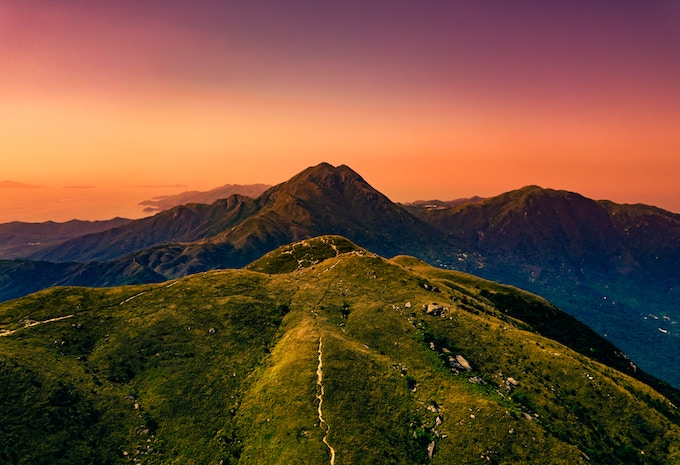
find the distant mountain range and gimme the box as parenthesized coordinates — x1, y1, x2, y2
(405, 196, 485, 210)
(138, 183, 271, 213)
(0, 163, 678, 388)
(1, 236, 679, 464)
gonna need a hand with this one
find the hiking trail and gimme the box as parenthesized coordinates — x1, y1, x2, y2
(316, 337, 336, 465)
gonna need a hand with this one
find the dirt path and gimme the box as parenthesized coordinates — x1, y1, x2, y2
(119, 291, 148, 305)
(316, 337, 336, 465)
(0, 314, 74, 337)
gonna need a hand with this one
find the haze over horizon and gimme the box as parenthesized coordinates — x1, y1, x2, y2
(2, 1, 679, 220)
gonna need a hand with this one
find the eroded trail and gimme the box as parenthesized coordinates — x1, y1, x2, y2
(316, 337, 336, 465)
(119, 291, 148, 305)
(0, 314, 74, 337)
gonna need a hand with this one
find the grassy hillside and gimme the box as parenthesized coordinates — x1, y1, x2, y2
(1, 236, 679, 464)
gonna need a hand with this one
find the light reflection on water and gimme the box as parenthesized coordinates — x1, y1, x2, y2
(0, 186, 189, 223)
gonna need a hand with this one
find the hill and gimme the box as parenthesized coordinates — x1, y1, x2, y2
(410, 186, 679, 288)
(1, 236, 678, 464)
(404, 196, 485, 211)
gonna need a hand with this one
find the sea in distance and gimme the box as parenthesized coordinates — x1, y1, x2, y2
(0, 185, 194, 223)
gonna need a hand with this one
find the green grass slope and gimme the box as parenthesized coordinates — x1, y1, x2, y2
(1, 236, 679, 464)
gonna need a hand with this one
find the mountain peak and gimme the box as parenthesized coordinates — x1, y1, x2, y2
(289, 162, 364, 186)
(494, 185, 572, 202)
(231, 163, 450, 260)
(262, 162, 379, 208)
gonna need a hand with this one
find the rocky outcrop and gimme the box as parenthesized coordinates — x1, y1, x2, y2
(423, 302, 449, 317)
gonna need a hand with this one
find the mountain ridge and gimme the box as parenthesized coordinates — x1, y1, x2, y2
(25, 163, 451, 267)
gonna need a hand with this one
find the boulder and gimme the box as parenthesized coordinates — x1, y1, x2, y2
(468, 376, 486, 385)
(427, 441, 436, 458)
(455, 355, 472, 371)
(505, 377, 519, 392)
(425, 302, 445, 316)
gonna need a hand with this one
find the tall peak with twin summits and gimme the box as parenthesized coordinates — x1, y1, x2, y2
(261, 162, 385, 207)
(217, 162, 450, 262)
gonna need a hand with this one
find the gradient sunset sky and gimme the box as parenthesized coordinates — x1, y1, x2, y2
(2, 0, 679, 221)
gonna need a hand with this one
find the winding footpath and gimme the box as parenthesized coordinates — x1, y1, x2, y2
(119, 291, 148, 305)
(0, 314, 74, 337)
(316, 337, 336, 465)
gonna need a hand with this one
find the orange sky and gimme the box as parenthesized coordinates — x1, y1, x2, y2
(1, 1, 679, 221)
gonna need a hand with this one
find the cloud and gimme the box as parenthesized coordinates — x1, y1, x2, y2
(0, 180, 43, 188)
(132, 184, 188, 188)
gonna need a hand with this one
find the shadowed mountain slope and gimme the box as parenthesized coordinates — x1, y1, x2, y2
(411, 185, 679, 286)
(1, 236, 679, 464)
(26, 195, 261, 263)
(0, 258, 167, 303)
(0, 218, 132, 259)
